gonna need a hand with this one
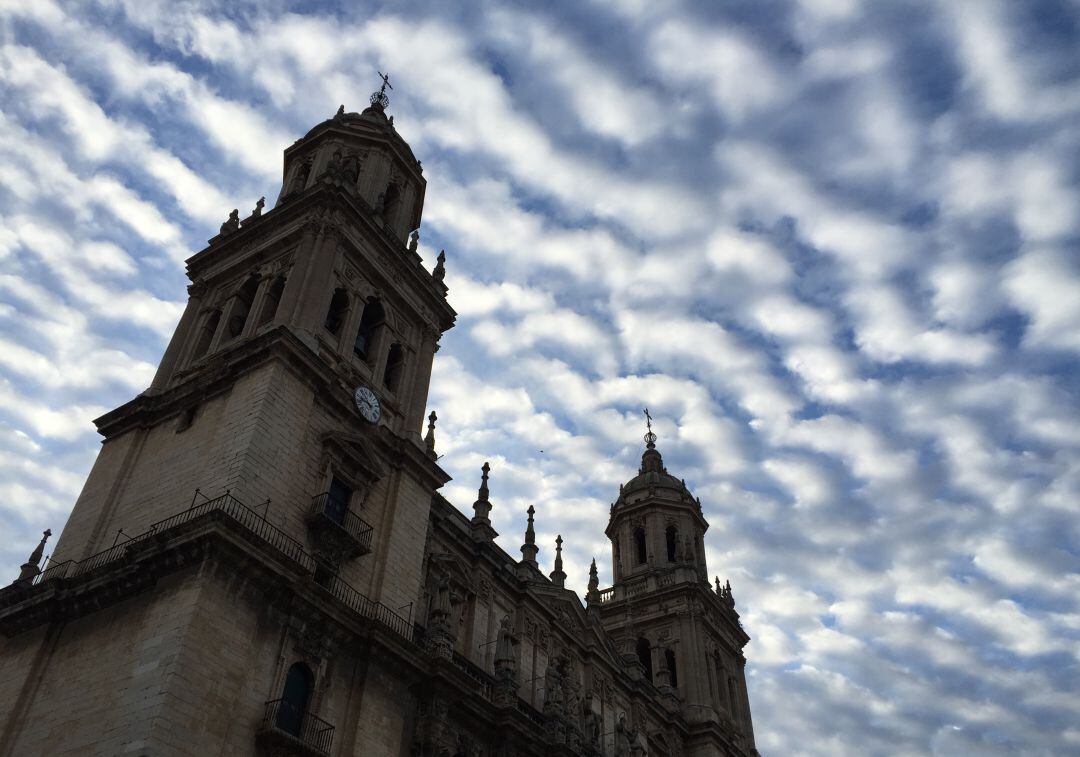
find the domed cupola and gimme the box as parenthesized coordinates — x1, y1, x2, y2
(275, 74, 426, 245)
(606, 411, 710, 583)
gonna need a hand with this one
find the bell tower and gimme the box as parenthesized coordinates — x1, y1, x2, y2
(595, 413, 757, 756)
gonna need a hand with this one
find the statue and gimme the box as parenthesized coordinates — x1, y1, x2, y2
(495, 616, 515, 667)
(334, 104, 345, 119)
(343, 154, 360, 184)
(430, 572, 452, 622)
(614, 714, 631, 757)
(219, 209, 239, 236)
(408, 229, 419, 254)
(543, 654, 564, 711)
(290, 161, 311, 194)
(582, 695, 601, 749)
(251, 197, 265, 218)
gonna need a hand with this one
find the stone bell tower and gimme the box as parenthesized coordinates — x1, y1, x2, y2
(0, 81, 456, 756)
(595, 414, 757, 756)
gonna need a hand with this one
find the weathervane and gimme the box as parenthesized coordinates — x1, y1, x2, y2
(370, 70, 393, 110)
(643, 408, 657, 449)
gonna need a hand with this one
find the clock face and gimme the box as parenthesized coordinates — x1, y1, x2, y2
(354, 385, 381, 424)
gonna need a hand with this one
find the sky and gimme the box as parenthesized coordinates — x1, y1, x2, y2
(0, 0, 1078, 754)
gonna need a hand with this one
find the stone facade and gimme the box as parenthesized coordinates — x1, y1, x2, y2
(0, 92, 757, 757)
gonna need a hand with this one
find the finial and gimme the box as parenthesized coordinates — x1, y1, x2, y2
(408, 229, 419, 254)
(470, 460, 498, 541)
(643, 407, 657, 449)
(588, 558, 599, 594)
(370, 70, 393, 109)
(479, 462, 490, 500)
(521, 505, 538, 567)
(432, 250, 446, 283)
(15, 529, 52, 584)
(550, 534, 566, 587)
(424, 411, 437, 457)
(715, 576, 722, 593)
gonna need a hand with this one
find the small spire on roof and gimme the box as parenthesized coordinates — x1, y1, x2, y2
(587, 557, 601, 606)
(370, 70, 393, 110)
(433, 250, 446, 283)
(644, 407, 657, 449)
(470, 462, 496, 541)
(521, 505, 539, 567)
(424, 411, 437, 458)
(14, 529, 51, 584)
(550, 534, 566, 587)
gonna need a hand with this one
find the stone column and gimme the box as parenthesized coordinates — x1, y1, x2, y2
(149, 281, 206, 390)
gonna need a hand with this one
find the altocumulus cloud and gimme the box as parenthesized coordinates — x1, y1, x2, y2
(1, 0, 1078, 754)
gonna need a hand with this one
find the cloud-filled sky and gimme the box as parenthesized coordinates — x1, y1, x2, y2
(1, 0, 1078, 753)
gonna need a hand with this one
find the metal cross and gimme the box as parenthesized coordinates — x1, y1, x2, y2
(377, 70, 393, 94)
(644, 407, 653, 434)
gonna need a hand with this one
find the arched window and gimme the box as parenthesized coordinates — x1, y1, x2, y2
(633, 526, 647, 565)
(381, 182, 401, 221)
(636, 638, 653, 682)
(665, 525, 678, 562)
(226, 275, 260, 340)
(276, 662, 313, 737)
(323, 287, 349, 335)
(257, 275, 286, 327)
(383, 343, 404, 392)
(191, 309, 221, 360)
(353, 299, 385, 362)
(665, 648, 678, 688)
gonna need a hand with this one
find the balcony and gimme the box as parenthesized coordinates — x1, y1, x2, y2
(256, 699, 334, 757)
(305, 492, 374, 561)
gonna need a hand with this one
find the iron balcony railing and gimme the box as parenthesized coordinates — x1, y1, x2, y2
(308, 493, 374, 554)
(25, 492, 413, 645)
(259, 698, 334, 755)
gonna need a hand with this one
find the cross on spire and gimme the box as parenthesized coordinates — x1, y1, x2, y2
(643, 407, 657, 449)
(370, 70, 393, 110)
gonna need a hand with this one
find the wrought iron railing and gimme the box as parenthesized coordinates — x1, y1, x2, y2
(259, 698, 334, 755)
(24, 492, 414, 645)
(308, 493, 374, 553)
(451, 650, 494, 700)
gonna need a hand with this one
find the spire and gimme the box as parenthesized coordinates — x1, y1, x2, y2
(640, 407, 665, 474)
(587, 557, 601, 605)
(424, 411, 437, 459)
(520, 505, 538, 567)
(432, 250, 446, 283)
(549, 534, 566, 587)
(370, 70, 393, 111)
(14, 529, 51, 584)
(470, 462, 497, 541)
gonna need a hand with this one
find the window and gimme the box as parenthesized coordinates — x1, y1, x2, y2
(636, 637, 653, 682)
(326, 477, 352, 525)
(191, 310, 221, 360)
(382, 343, 404, 392)
(666, 525, 678, 562)
(324, 288, 349, 335)
(313, 562, 334, 588)
(381, 182, 401, 220)
(226, 275, 260, 340)
(665, 648, 678, 688)
(257, 276, 286, 327)
(276, 663, 313, 737)
(353, 299, 385, 361)
(633, 526, 647, 565)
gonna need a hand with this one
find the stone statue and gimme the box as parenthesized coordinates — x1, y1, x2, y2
(495, 616, 515, 666)
(219, 209, 239, 236)
(614, 714, 631, 757)
(431, 573, 452, 621)
(433, 250, 446, 283)
(543, 655, 563, 711)
(408, 229, 419, 254)
(335, 104, 345, 119)
(582, 696, 601, 749)
(343, 154, 360, 185)
(290, 161, 311, 194)
(251, 197, 264, 218)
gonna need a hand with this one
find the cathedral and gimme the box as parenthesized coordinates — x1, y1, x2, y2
(0, 83, 758, 757)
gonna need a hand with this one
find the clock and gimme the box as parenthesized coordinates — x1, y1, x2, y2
(353, 385, 381, 424)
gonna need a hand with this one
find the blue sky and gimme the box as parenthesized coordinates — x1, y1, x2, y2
(1, 0, 1078, 754)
